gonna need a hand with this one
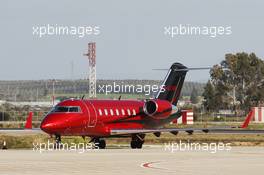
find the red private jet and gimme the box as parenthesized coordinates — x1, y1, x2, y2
(40, 62, 189, 149)
(1, 63, 263, 149)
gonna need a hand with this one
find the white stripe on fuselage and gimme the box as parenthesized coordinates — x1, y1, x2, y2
(156, 69, 171, 98)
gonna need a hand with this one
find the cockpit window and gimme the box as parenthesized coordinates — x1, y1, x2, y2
(52, 106, 81, 113)
(69, 107, 79, 112)
(54, 106, 69, 112)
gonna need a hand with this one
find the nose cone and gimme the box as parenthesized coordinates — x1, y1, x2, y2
(40, 115, 62, 134)
(40, 121, 55, 132)
(41, 120, 53, 133)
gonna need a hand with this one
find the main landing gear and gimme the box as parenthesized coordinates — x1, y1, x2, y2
(130, 134, 145, 149)
(92, 138, 106, 149)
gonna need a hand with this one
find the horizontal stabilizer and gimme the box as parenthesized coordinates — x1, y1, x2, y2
(153, 67, 211, 71)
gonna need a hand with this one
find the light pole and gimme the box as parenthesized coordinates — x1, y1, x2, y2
(52, 79, 56, 106)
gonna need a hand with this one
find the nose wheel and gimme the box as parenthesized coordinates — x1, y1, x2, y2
(130, 134, 145, 149)
(54, 135, 62, 149)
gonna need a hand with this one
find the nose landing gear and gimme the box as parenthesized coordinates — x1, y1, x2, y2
(54, 135, 62, 149)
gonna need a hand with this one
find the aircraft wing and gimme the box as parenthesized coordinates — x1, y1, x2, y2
(110, 127, 264, 136)
(111, 110, 264, 135)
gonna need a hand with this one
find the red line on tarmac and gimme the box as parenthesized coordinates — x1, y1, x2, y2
(141, 161, 168, 170)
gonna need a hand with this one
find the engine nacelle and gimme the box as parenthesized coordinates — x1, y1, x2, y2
(143, 99, 172, 119)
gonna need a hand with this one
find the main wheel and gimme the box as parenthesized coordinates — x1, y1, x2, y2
(137, 141, 143, 149)
(94, 138, 106, 149)
(98, 139, 106, 149)
(130, 134, 145, 149)
(130, 140, 144, 149)
(130, 141, 137, 149)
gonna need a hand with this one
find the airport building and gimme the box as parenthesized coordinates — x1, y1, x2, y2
(252, 107, 264, 123)
(172, 110, 194, 125)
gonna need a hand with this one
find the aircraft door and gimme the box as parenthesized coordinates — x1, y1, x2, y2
(85, 101, 97, 127)
(81, 100, 97, 128)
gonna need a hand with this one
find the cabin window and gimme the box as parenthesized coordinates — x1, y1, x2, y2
(132, 109, 136, 115)
(121, 109, 125, 115)
(104, 109, 108, 116)
(116, 109, 119, 116)
(110, 109, 114, 116)
(127, 109, 131, 116)
(98, 109, 103, 116)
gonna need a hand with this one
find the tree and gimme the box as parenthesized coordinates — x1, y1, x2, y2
(190, 87, 199, 104)
(202, 80, 217, 111)
(208, 52, 264, 111)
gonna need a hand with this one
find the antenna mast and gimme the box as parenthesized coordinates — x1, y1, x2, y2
(84, 42, 96, 98)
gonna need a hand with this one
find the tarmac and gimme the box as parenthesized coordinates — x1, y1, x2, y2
(0, 146, 264, 175)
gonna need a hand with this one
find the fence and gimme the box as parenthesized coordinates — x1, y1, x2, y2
(0, 110, 49, 122)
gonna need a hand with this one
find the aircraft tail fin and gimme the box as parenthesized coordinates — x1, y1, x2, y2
(155, 63, 188, 106)
(25, 111, 33, 129)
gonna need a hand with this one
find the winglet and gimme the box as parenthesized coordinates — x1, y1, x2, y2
(25, 111, 33, 129)
(240, 110, 253, 128)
